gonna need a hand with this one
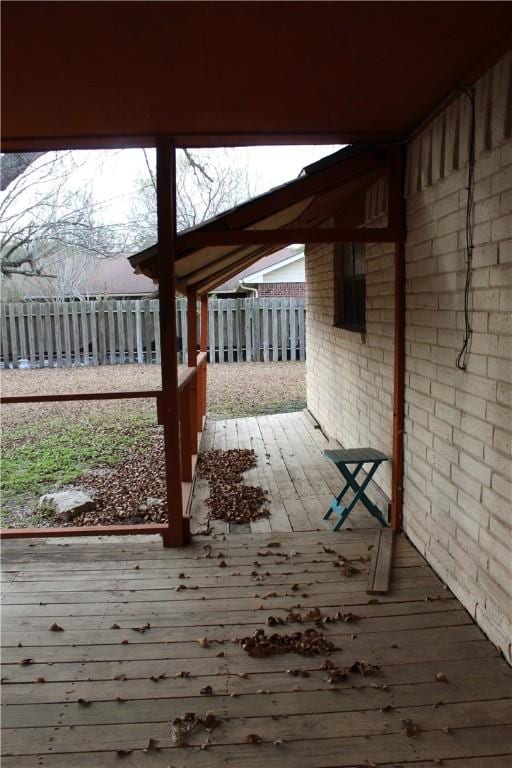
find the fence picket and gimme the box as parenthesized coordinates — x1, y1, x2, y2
(71, 302, 80, 364)
(35, 303, 45, 367)
(135, 301, 143, 363)
(227, 299, 235, 363)
(208, 300, 216, 363)
(126, 300, 134, 364)
(44, 303, 53, 368)
(280, 297, 288, 361)
(27, 303, 36, 368)
(153, 299, 161, 364)
(272, 299, 279, 362)
(117, 300, 126, 364)
(217, 300, 224, 363)
(89, 302, 98, 365)
(143, 299, 152, 364)
(98, 301, 107, 365)
(290, 297, 297, 360)
(8, 304, 18, 368)
(1, 297, 305, 368)
(17, 304, 28, 362)
(299, 299, 306, 361)
(80, 302, 90, 366)
(244, 298, 252, 361)
(1, 304, 9, 367)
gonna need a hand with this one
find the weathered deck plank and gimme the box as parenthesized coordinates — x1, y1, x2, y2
(2, 415, 510, 766)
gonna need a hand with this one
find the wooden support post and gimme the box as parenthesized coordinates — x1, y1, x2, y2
(200, 294, 208, 425)
(187, 286, 200, 447)
(389, 146, 406, 532)
(156, 139, 186, 547)
(180, 387, 193, 482)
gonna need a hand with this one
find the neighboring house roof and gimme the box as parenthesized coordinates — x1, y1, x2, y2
(2, 255, 156, 300)
(85, 256, 156, 296)
(213, 247, 303, 292)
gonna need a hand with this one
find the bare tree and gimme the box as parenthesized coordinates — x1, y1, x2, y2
(129, 148, 253, 249)
(0, 152, 129, 289)
(0, 152, 46, 191)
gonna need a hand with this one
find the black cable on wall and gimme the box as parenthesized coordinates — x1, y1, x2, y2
(456, 86, 476, 371)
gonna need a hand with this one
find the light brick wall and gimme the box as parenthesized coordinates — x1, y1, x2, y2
(305, 238, 395, 499)
(404, 135, 512, 665)
(306, 52, 512, 663)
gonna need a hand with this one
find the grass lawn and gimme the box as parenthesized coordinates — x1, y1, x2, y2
(1, 362, 305, 526)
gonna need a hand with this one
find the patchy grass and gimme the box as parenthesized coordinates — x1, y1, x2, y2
(0, 362, 306, 527)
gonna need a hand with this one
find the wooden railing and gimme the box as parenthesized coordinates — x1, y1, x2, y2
(0, 349, 208, 543)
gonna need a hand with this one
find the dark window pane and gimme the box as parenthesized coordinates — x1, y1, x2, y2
(355, 278, 366, 327)
(343, 281, 353, 322)
(343, 244, 354, 276)
(354, 244, 365, 275)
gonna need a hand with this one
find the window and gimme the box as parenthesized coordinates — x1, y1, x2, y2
(334, 243, 366, 332)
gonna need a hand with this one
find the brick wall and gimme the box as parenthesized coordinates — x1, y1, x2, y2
(257, 282, 305, 297)
(403, 53, 512, 663)
(305, 52, 512, 663)
(305, 237, 395, 499)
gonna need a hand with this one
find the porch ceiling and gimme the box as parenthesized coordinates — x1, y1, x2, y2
(129, 145, 384, 293)
(2, 2, 511, 149)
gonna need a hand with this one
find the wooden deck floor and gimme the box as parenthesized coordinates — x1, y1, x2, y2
(2, 413, 511, 766)
(191, 410, 387, 536)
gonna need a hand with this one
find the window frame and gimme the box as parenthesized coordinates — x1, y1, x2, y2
(333, 242, 366, 333)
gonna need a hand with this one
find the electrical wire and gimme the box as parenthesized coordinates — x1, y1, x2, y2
(455, 86, 476, 371)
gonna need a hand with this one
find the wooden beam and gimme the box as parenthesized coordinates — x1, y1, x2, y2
(179, 226, 405, 249)
(1, 390, 161, 405)
(156, 138, 185, 547)
(367, 528, 395, 594)
(391, 146, 406, 532)
(0, 524, 168, 539)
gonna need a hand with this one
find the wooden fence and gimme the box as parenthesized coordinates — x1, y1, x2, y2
(0, 297, 306, 368)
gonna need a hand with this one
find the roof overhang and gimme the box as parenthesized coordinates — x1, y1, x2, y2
(129, 144, 398, 294)
(2, 3, 511, 150)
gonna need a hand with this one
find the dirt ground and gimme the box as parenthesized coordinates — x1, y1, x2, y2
(1, 361, 306, 427)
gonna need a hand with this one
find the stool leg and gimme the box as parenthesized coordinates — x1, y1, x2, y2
(324, 463, 363, 520)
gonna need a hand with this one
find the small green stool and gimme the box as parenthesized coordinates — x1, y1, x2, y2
(324, 448, 388, 530)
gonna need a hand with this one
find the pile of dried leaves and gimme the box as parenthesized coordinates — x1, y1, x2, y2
(66, 429, 168, 526)
(236, 628, 339, 657)
(198, 449, 270, 523)
(170, 711, 221, 748)
(267, 608, 361, 627)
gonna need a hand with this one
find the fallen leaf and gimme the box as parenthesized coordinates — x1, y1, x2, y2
(116, 749, 133, 758)
(34, 677, 46, 683)
(400, 717, 419, 737)
(77, 698, 91, 707)
(435, 672, 448, 682)
(111, 623, 121, 630)
(132, 622, 151, 633)
(246, 733, 262, 744)
(19, 658, 33, 666)
(113, 673, 127, 681)
(197, 637, 210, 648)
(200, 685, 213, 695)
(142, 737, 160, 752)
